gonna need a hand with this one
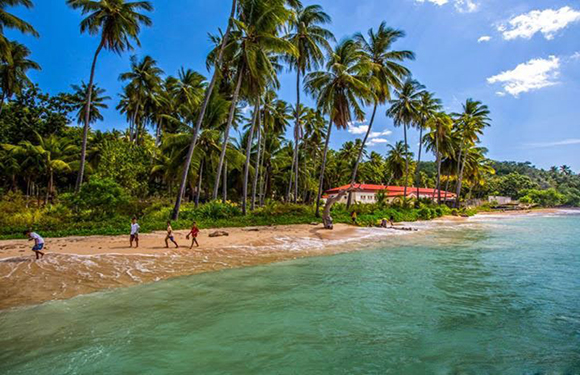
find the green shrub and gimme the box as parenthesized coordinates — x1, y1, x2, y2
(69, 177, 129, 217)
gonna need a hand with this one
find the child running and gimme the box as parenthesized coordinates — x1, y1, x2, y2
(186, 221, 200, 248)
(130, 217, 140, 248)
(165, 221, 179, 248)
(24, 230, 45, 260)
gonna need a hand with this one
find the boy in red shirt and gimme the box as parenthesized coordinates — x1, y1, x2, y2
(186, 221, 200, 248)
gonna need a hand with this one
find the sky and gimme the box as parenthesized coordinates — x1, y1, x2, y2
(7, 0, 580, 172)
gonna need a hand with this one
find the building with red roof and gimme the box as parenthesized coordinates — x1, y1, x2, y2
(323, 184, 456, 204)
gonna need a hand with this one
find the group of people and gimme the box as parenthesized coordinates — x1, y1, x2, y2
(129, 217, 200, 249)
(23, 218, 202, 259)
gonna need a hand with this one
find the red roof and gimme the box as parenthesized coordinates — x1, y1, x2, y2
(325, 184, 456, 198)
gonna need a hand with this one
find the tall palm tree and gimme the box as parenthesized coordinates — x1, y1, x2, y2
(118, 55, 163, 143)
(423, 111, 452, 203)
(71, 82, 110, 126)
(67, 0, 153, 192)
(0, 41, 40, 113)
(452, 99, 490, 207)
(386, 78, 425, 198)
(173, 0, 238, 219)
(348, 23, 414, 207)
(415, 91, 441, 197)
(385, 141, 413, 183)
(0, 0, 39, 61)
(304, 39, 372, 216)
(285, 3, 334, 203)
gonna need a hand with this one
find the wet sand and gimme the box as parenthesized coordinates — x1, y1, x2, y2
(0, 208, 570, 310)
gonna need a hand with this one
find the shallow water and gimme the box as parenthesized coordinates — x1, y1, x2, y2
(1, 212, 579, 374)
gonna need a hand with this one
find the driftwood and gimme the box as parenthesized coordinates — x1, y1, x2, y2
(242, 228, 260, 232)
(322, 184, 360, 229)
(209, 231, 229, 238)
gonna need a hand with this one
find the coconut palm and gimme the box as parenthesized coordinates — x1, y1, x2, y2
(452, 99, 490, 207)
(385, 141, 413, 184)
(0, 41, 40, 113)
(386, 78, 425, 198)
(67, 0, 153, 192)
(415, 91, 441, 197)
(0, 0, 38, 61)
(350, 23, 413, 182)
(423, 111, 452, 203)
(285, 4, 334, 203)
(71, 82, 110, 126)
(304, 39, 373, 216)
(118, 55, 164, 143)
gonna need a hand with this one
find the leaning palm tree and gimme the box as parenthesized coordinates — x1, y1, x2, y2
(0, 0, 39, 61)
(0, 41, 40, 114)
(173, 0, 238, 219)
(304, 39, 373, 216)
(452, 99, 490, 207)
(386, 78, 425, 198)
(347, 23, 414, 207)
(67, 0, 153, 192)
(415, 91, 441, 197)
(119, 55, 164, 143)
(284, 3, 334, 203)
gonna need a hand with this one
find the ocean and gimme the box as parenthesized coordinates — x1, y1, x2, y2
(1, 211, 579, 374)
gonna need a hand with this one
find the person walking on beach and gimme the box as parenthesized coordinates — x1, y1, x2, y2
(130, 217, 140, 248)
(165, 221, 179, 248)
(186, 222, 200, 248)
(24, 230, 45, 260)
(351, 210, 357, 225)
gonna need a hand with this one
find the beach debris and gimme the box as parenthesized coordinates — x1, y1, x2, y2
(209, 231, 229, 238)
(310, 222, 320, 226)
(242, 228, 260, 232)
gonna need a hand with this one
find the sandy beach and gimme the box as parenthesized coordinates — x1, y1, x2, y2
(0, 209, 569, 311)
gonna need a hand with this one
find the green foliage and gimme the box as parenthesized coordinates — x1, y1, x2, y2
(519, 188, 564, 208)
(68, 177, 129, 217)
(495, 172, 538, 199)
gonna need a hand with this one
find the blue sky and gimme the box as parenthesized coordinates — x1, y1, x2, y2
(7, 0, 580, 171)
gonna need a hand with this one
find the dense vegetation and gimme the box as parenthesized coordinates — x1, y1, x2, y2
(0, 0, 577, 238)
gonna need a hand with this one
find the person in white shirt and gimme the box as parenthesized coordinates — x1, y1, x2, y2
(24, 230, 45, 259)
(130, 217, 140, 248)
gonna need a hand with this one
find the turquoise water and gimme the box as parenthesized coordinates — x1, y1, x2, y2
(1, 213, 580, 374)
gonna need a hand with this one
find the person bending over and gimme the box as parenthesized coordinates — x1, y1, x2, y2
(25, 230, 45, 260)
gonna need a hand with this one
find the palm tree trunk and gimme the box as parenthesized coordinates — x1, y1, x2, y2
(293, 69, 301, 204)
(315, 121, 333, 218)
(75, 38, 105, 193)
(347, 102, 377, 208)
(444, 169, 451, 203)
(195, 160, 204, 208)
(0, 92, 6, 116)
(456, 149, 468, 208)
(172, 0, 237, 220)
(242, 98, 260, 215)
(435, 137, 442, 204)
(454, 137, 465, 208)
(416, 122, 424, 199)
(286, 150, 295, 202)
(212, 70, 243, 200)
(403, 123, 409, 199)
(251, 115, 263, 210)
(222, 160, 227, 203)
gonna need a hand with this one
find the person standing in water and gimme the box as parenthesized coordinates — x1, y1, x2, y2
(165, 221, 179, 248)
(24, 230, 45, 260)
(130, 217, 140, 248)
(186, 221, 200, 248)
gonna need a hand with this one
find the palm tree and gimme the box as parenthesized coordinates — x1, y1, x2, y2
(385, 141, 413, 183)
(173, 0, 238, 219)
(0, 0, 39, 61)
(304, 39, 373, 216)
(415, 91, 441, 198)
(118, 55, 164, 143)
(285, 4, 334, 203)
(0, 41, 40, 113)
(67, 0, 153, 192)
(71, 82, 110, 126)
(424, 111, 452, 203)
(348, 23, 414, 207)
(386, 78, 425, 198)
(452, 99, 490, 207)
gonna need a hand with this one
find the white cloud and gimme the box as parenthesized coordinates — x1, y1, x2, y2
(478, 35, 491, 43)
(525, 139, 580, 148)
(571, 52, 580, 61)
(367, 138, 389, 147)
(347, 123, 369, 135)
(499, 6, 580, 40)
(415, 0, 479, 12)
(487, 56, 560, 97)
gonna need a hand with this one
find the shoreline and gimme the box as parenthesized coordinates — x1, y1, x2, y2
(0, 208, 573, 311)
